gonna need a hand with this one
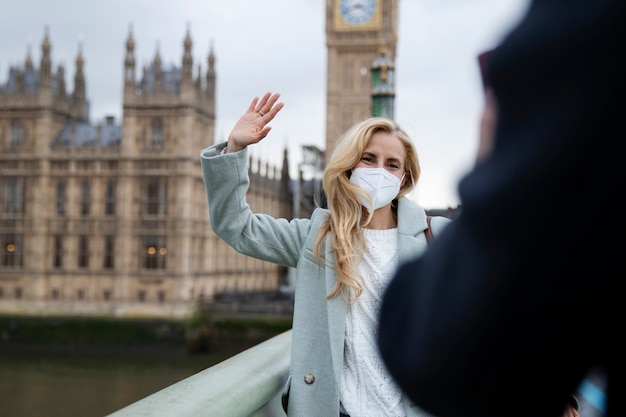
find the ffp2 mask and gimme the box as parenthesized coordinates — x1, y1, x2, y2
(350, 167, 402, 211)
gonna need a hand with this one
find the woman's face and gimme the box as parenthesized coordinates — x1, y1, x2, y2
(354, 131, 406, 179)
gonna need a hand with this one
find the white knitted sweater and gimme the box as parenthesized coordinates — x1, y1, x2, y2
(340, 228, 406, 417)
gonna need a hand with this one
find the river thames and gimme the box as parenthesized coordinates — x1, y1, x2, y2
(0, 346, 234, 417)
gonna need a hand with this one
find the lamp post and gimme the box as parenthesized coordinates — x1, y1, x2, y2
(371, 46, 395, 118)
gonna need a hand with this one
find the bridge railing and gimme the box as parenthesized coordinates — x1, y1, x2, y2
(106, 330, 292, 417)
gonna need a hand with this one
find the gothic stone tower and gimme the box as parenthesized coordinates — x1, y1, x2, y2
(115, 27, 219, 312)
(0, 27, 291, 318)
(104, 27, 290, 312)
(324, 0, 399, 159)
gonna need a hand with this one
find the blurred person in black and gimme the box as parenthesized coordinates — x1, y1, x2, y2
(477, 48, 583, 417)
(377, 1, 624, 417)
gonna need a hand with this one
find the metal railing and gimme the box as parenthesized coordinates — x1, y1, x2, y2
(107, 330, 291, 417)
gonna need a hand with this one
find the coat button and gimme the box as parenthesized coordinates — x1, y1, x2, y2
(304, 373, 315, 384)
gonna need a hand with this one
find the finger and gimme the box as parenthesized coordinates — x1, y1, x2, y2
(266, 92, 280, 107)
(259, 126, 272, 138)
(266, 101, 285, 120)
(247, 96, 259, 114)
(256, 92, 272, 111)
(257, 93, 282, 118)
(265, 93, 281, 113)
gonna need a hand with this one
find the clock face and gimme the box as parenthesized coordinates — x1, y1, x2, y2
(340, 0, 376, 24)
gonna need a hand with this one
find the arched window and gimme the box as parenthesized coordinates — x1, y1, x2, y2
(103, 235, 114, 269)
(150, 118, 165, 149)
(80, 180, 90, 216)
(2, 234, 23, 268)
(144, 236, 167, 270)
(2, 178, 25, 214)
(55, 182, 66, 215)
(78, 235, 89, 268)
(105, 180, 116, 215)
(10, 121, 25, 150)
(145, 179, 167, 215)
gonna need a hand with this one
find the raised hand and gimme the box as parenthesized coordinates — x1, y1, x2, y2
(226, 92, 284, 153)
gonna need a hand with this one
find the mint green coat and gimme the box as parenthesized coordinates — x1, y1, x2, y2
(201, 142, 450, 417)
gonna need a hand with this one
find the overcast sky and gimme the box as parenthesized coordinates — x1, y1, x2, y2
(0, 0, 530, 209)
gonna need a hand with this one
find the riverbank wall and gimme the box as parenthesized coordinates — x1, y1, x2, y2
(0, 311, 293, 355)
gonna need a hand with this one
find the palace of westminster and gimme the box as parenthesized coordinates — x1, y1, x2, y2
(0, 1, 457, 318)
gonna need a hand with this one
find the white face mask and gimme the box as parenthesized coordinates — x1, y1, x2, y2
(350, 167, 403, 211)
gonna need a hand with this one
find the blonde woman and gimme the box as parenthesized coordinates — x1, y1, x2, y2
(200, 92, 450, 417)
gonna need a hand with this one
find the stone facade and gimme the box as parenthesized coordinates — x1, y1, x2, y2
(0, 28, 293, 318)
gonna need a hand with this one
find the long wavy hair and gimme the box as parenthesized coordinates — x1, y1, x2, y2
(313, 117, 420, 302)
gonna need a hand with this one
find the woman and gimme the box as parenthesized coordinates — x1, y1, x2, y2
(200, 92, 450, 417)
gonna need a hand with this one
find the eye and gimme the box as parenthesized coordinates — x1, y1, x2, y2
(387, 162, 401, 170)
(361, 156, 374, 163)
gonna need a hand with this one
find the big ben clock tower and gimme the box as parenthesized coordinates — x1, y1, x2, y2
(325, 0, 398, 158)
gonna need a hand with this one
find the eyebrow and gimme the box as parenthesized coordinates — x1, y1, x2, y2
(362, 151, 402, 165)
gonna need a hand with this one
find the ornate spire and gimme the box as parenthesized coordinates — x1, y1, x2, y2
(124, 24, 136, 85)
(195, 63, 202, 89)
(73, 43, 87, 120)
(206, 39, 216, 97)
(74, 44, 85, 92)
(153, 42, 163, 93)
(57, 64, 66, 97)
(182, 25, 193, 84)
(25, 44, 33, 70)
(39, 26, 52, 90)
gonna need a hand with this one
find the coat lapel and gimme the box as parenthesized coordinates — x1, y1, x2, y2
(397, 197, 430, 263)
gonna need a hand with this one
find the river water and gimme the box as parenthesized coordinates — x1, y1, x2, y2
(0, 346, 235, 417)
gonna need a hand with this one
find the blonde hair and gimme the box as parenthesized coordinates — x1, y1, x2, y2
(313, 117, 420, 302)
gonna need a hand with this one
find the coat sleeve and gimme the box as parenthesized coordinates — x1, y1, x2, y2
(200, 143, 311, 268)
(378, 1, 624, 417)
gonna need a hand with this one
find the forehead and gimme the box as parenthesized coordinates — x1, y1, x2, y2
(364, 131, 405, 158)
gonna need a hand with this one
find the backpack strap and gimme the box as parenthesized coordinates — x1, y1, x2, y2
(425, 215, 433, 245)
